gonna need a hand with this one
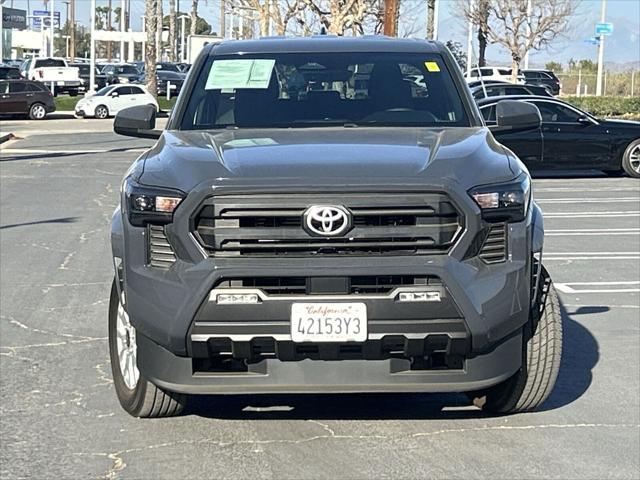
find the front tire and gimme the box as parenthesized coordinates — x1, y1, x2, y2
(94, 105, 109, 119)
(28, 103, 47, 120)
(108, 280, 186, 418)
(621, 139, 640, 178)
(469, 266, 562, 414)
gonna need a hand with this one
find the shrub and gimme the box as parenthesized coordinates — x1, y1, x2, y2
(561, 96, 640, 119)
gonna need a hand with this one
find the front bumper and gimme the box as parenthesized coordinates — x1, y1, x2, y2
(137, 330, 522, 395)
(115, 181, 534, 393)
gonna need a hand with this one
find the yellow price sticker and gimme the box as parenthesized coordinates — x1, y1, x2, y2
(425, 61, 441, 72)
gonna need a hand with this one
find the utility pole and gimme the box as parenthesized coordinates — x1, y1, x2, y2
(107, 0, 112, 61)
(69, 0, 75, 61)
(595, 0, 606, 96)
(523, 0, 532, 69)
(50, 0, 54, 57)
(220, 0, 226, 38)
(383, 0, 399, 37)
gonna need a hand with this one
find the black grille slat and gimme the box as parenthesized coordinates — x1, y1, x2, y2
(479, 224, 507, 264)
(194, 193, 462, 257)
(148, 225, 176, 268)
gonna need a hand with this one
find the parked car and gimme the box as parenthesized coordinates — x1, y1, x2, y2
(0, 79, 55, 120)
(478, 95, 640, 177)
(133, 68, 186, 97)
(109, 37, 561, 418)
(74, 84, 158, 119)
(471, 83, 553, 99)
(70, 63, 108, 91)
(520, 69, 561, 95)
(175, 63, 191, 73)
(19, 57, 81, 96)
(156, 62, 182, 72)
(0, 66, 23, 80)
(464, 66, 524, 83)
(101, 64, 141, 85)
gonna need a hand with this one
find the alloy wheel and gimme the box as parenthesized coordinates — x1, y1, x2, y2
(115, 294, 139, 390)
(31, 105, 46, 119)
(630, 144, 640, 174)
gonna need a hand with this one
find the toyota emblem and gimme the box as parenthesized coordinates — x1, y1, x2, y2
(303, 205, 352, 237)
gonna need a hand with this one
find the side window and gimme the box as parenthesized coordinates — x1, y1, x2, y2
(505, 87, 524, 95)
(532, 102, 581, 123)
(498, 69, 511, 76)
(0, 82, 8, 94)
(539, 72, 552, 80)
(129, 86, 144, 95)
(480, 68, 493, 77)
(481, 105, 496, 124)
(116, 86, 132, 95)
(8, 82, 27, 93)
(26, 83, 41, 92)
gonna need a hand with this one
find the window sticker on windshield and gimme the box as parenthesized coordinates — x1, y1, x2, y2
(425, 61, 440, 72)
(205, 59, 275, 90)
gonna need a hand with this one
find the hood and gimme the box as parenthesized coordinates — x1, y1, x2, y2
(139, 127, 519, 192)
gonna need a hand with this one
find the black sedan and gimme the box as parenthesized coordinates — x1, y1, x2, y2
(471, 83, 552, 99)
(70, 63, 108, 91)
(478, 95, 640, 177)
(134, 70, 186, 97)
(101, 64, 141, 85)
(0, 79, 55, 120)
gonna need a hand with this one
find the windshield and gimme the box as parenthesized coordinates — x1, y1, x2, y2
(115, 65, 138, 75)
(35, 59, 66, 68)
(180, 52, 469, 130)
(93, 85, 113, 97)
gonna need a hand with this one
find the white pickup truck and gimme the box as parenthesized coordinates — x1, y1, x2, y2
(20, 57, 82, 96)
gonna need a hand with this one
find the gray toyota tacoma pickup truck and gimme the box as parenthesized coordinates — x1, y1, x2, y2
(110, 36, 561, 418)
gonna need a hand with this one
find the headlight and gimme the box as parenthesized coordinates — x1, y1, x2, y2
(469, 173, 531, 223)
(124, 178, 185, 227)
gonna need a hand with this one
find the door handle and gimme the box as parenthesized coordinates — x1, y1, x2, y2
(26, 94, 34, 97)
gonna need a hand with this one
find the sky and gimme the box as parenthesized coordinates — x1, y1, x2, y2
(5, 0, 640, 67)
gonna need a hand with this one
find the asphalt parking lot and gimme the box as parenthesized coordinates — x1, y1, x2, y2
(1, 118, 639, 479)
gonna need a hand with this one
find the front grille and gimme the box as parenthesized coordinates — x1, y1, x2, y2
(193, 193, 462, 256)
(147, 225, 176, 268)
(479, 223, 507, 264)
(216, 275, 442, 296)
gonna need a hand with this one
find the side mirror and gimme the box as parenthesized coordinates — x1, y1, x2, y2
(111, 91, 119, 97)
(577, 116, 593, 126)
(490, 100, 541, 133)
(114, 105, 161, 139)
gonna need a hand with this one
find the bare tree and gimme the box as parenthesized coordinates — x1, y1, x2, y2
(272, 0, 308, 35)
(303, 0, 369, 36)
(169, 0, 177, 62)
(145, 0, 158, 99)
(476, 0, 489, 67)
(190, 0, 199, 36)
(382, 0, 399, 36)
(462, 0, 579, 79)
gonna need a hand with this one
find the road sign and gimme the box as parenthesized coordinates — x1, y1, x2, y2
(584, 37, 600, 46)
(32, 10, 60, 30)
(595, 22, 613, 36)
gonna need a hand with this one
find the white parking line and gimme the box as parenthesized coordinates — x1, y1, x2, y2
(0, 148, 146, 154)
(537, 197, 639, 204)
(535, 187, 640, 192)
(546, 228, 640, 236)
(555, 281, 640, 294)
(544, 211, 640, 218)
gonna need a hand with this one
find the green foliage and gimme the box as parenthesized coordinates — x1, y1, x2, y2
(562, 96, 640, 119)
(545, 61, 562, 73)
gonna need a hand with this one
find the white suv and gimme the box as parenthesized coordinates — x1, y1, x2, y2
(464, 66, 523, 84)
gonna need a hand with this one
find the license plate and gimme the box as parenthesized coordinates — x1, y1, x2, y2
(291, 303, 367, 342)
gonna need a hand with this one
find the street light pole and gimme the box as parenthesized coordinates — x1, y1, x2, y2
(120, 0, 125, 61)
(179, 15, 187, 62)
(89, 0, 96, 94)
(466, 0, 473, 77)
(523, 0, 532, 69)
(595, 0, 607, 96)
(50, 0, 55, 56)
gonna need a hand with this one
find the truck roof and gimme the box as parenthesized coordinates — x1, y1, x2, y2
(207, 36, 445, 56)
